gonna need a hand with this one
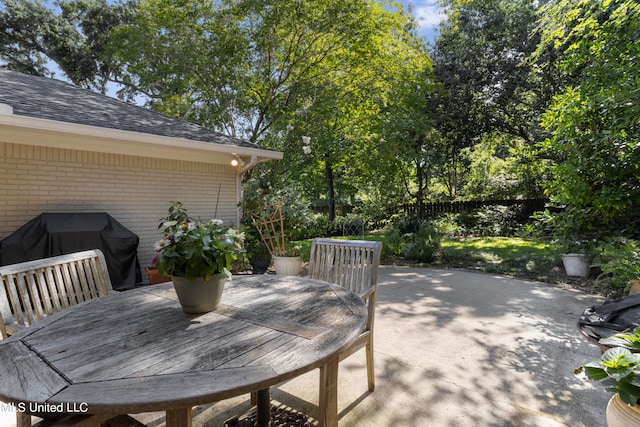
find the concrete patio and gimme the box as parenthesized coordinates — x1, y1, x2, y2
(1, 266, 611, 427)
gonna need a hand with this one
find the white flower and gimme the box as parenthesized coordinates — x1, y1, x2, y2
(179, 222, 196, 232)
(302, 145, 312, 155)
(301, 136, 311, 145)
(163, 220, 177, 228)
(286, 124, 294, 131)
(154, 240, 168, 251)
(210, 219, 224, 226)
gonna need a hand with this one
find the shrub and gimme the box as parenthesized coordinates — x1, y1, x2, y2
(593, 238, 640, 294)
(383, 227, 403, 257)
(455, 205, 525, 237)
(302, 214, 334, 239)
(407, 222, 441, 262)
(431, 213, 463, 236)
(395, 215, 422, 234)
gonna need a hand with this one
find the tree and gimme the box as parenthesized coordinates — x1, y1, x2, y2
(427, 0, 545, 200)
(0, 0, 136, 92)
(536, 0, 640, 239)
(110, 0, 385, 142)
(264, 2, 431, 221)
(111, 0, 429, 221)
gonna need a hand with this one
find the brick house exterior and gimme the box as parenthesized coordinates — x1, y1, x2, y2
(0, 69, 282, 283)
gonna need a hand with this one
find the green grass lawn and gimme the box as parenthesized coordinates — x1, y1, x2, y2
(296, 235, 606, 295)
(437, 236, 561, 280)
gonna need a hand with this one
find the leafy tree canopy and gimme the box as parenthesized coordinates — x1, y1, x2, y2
(0, 0, 136, 92)
(537, 0, 640, 239)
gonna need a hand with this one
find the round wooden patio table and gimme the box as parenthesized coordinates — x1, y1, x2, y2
(0, 275, 367, 427)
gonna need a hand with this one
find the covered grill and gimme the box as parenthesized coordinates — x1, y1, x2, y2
(0, 212, 141, 290)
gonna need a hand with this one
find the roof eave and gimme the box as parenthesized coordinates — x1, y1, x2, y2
(0, 113, 283, 165)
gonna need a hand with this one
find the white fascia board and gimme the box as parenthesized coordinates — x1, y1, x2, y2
(0, 113, 283, 164)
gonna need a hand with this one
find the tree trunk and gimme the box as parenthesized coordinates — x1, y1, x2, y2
(325, 155, 336, 222)
(415, 160, 425, 218)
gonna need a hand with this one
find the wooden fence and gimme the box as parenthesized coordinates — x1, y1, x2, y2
(401, 198, 549, 219)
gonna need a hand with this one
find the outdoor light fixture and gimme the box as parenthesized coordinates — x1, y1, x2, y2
(230, 154, 242, 168)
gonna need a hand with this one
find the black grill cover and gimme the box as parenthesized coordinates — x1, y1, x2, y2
(578, 293, 640, 344)
(0, 213, 141, 290)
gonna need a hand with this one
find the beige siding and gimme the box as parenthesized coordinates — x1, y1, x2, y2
(0, 141, 239, 283)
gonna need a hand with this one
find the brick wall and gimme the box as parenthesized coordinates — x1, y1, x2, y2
(0, 141, 239, 283)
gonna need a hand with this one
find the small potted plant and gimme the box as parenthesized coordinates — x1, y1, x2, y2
(558, 237, 594, 278)
(271, 242, 303, 276)
(538, 208, 595, 277)
(153, 202, 245, 313)
(246, 239, 272, 274)
(575, 327, 640, 426)
(554, 227, 595, 278)
(144, 266, 171, 285)
(250, 201, 303, 276)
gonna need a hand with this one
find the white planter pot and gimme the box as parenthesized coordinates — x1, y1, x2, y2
(272, 256, 302, 276)
(607, 393, 640, 427)
(561, 253, 590, 277)
(171, 273, 228, 313)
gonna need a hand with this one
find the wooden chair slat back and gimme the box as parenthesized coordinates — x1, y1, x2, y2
(0, 249, 113, 339)
(309, 239, 382, 333)
(309, 239, 381, 296)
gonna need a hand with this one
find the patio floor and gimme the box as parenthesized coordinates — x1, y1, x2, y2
(1, 266, 610, 427)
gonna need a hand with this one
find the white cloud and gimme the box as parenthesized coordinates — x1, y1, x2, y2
(411, 2, 446, 28)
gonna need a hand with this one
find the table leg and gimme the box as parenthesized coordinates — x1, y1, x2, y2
(255, 388, 272, 427)
(15, 412, 30, 427)
(319, 356, 339, 427)
(166, 407, 192, 427)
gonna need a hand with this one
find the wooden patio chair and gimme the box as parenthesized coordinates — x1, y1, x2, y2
(308, 238, 383, 414)
(0, 249, 113, 338)
(0, 249, 119, 427)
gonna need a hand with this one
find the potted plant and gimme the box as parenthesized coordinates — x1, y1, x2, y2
(558, 238, 594, 278)
(246, 238, 272, 274)
(555, 226, 595, 278)
(271, 242, 303, 276)
(144, 266, 171, 285)
(152, 202, 245, 313)
(538, 208, 595, 277)
(575, 327, 640, 426)
(250, 201, 303, 276)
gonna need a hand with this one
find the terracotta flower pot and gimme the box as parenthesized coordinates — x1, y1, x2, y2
(145, 267, 171, 285)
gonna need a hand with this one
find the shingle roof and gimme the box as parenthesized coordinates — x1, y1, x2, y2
(0, 68, 269, 152)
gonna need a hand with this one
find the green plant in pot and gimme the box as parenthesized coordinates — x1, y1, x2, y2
(539, 209, 596, 277)
(153, 202, 245, 313)
(246, 239, 272, 274)
(575, 327, 640, 425)
(250, 201, 303, 275)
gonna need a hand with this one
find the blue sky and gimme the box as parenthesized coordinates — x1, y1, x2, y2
(394, 0, 446, 44)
